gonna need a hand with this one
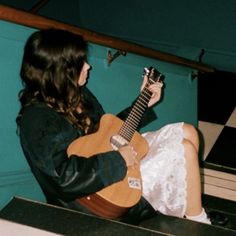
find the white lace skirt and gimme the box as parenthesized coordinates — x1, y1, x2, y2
(141, 122, 187, 217)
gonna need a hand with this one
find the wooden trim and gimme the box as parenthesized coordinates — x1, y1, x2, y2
(0, 4, 215, 72)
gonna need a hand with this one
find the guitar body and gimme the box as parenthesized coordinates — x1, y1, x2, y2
(67, 67, 163, 219)
(67, 114, 149, 219)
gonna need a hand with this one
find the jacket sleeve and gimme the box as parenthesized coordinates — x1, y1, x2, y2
(19, 105, 127, 202)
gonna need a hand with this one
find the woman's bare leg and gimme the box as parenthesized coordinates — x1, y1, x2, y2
(183, 138, 202, 216)
(181, 124, 210, 223)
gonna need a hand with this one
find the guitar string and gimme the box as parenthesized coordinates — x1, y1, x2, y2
(119, 82, 153, 141)
(118, 70, 162, 142)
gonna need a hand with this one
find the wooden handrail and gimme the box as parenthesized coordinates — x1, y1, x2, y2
(0, 4, 215, 72)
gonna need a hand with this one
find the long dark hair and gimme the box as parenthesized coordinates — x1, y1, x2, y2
(18, 28, 91, 131)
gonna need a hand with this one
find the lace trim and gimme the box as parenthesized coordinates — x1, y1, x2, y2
(140, 122, 187, 217)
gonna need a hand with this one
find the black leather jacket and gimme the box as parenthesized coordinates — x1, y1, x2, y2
(17, 87, 158, 224)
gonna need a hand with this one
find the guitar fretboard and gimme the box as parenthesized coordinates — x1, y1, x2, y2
(119, 68, 162, 142)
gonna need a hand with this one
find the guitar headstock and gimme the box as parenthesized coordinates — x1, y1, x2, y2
(143, 67, 165, 84)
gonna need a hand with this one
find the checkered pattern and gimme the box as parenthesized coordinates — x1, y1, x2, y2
(199, 108, 236, 173)
(198, 71, 236, 174)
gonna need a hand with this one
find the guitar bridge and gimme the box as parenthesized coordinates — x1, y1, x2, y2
(110, 135, 128, 150)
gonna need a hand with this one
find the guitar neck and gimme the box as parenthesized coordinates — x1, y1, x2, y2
(118, 67, 163, 142)
(119, 84, 153, 142)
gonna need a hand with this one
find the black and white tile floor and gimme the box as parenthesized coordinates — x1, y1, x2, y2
(197, 70, 236, 202)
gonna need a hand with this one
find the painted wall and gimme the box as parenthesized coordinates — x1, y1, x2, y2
(0, 20, 197, 209)
(1, 1, 236, 72)
(0, 21, 46, 209)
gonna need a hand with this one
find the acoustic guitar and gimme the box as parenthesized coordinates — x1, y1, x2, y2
(67, 67, 164, 219)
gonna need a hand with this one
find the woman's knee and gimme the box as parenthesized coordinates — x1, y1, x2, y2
(182, 123, 199, 150)
(183, 123, 198, 139)
(182, 139, 199, 162)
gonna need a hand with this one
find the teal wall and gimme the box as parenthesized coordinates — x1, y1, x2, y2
(87, 43, 198, 131)
(0, 21, 46, 208)
(0, 20, 197, 209)
(0, 1, 236, 72)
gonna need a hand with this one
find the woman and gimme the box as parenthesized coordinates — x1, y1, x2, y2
(17, 28, 211, 225)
